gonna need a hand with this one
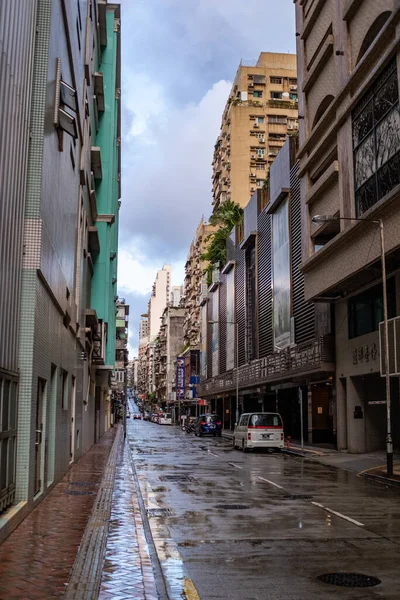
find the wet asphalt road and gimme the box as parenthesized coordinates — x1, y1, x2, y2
(127, 406, 400, 600)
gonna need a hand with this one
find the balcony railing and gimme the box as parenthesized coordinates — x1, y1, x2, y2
(198, 336, 335, 396)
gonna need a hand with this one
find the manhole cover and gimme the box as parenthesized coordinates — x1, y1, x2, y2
(214, 504, 250, 510)
(160, 475, 195, 482)
(65, 490, 95, 496)
(146, 508, 172, 517)
(283, 495, 313, 500)
(317, 573, 381, 588)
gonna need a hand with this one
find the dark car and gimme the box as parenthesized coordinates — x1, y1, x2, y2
(194, 414, 222, 437)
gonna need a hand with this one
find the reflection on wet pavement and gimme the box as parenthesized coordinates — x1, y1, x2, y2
(126, 408, 400, 599)
(98, 442, 158, 600)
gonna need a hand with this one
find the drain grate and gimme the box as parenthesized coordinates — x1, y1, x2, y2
(65, 490, 95, 496)
(146, 508, 172, 517)
(69, 481, 97, 487)
(283, 494, 313, 500)
(317, 573, 381, 588)
(214, 504, 250, 510)
(159, 475, 195, 482)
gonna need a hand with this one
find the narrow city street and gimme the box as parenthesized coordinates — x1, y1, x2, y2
(121, 401, 400, 600)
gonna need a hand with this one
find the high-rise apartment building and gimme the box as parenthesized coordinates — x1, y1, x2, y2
(0, 0, 37, 515)
(212, 52, 298, 210)
(148, 265, 171, 340)
(294, 0, 400, 454)
(0, 0, 121, 538)
(183, 219, 215, 349)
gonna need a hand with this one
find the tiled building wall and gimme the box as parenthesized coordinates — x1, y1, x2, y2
(0, 0, 37, 375)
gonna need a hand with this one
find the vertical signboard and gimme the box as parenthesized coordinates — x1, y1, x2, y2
(272, 199, 291, 350)
(201, 303, 207, 379)
(212, 287, 219, 376)
(176, 357, 185, 400)
(226, 268, 235, 371)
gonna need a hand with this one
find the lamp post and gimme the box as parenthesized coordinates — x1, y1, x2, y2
(209, 320, 240, 426)
(312, 214, 393, 476)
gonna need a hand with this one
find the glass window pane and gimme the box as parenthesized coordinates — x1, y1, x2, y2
(354, 133, 376, 189)
(375, 106, 400, 168)
(0, 439, 8, 490)
(353, 100, 373, 146)
(8, 437, 15, 486)
(374, 70, 399, 122)
(2, 380, 10, 431)
(9, 382, 17, 430)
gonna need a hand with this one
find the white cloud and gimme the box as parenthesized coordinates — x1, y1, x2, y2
(117, 240, 185, 296)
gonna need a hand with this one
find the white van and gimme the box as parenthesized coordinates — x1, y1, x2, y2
(233, 412, 284, 451)
(158, 412, 172, 425)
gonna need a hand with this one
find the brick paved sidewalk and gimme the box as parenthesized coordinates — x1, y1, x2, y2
(0, 427, 117, 600)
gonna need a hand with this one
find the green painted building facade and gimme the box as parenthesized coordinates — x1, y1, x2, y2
(91, 3, 121, 369)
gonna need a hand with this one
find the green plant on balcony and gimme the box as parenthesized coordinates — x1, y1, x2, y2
(201, 200, 244, 285)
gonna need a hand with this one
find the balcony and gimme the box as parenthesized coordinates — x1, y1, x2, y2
(198, 336, 335, 397)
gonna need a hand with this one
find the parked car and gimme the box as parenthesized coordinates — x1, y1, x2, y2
(158, 412, 172, 425)
(126, 410, 130, 418)
(144, 411, 150, 421)
(194, 414, 222, 437)
(233, 412, 284, 452)
(133, 413, 142, 420)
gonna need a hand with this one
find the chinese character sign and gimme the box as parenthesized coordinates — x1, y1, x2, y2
(176, 357, 185, 400)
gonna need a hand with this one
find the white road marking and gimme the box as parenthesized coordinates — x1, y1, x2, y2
(229, 462, 243, 470)
(209, 451, 219, 458)
(257, 476, 284, 490)
(311, 501, 364, 527)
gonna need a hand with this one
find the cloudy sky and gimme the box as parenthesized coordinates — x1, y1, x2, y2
(117, 0, 296, 355)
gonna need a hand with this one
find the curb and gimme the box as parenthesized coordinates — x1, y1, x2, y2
(361, 472, 400, 488)
(64, 425, 122, 600)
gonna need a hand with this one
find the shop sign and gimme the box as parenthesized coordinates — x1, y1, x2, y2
(176, 357, 185, 400)
(352, 342, 378, 365)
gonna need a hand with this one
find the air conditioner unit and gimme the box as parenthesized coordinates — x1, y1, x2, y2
(251, 154, 256, 159)
(254, 123, 259, 128)
(287, 123, 294, 130)
(290, 85, 298, 91)
(250, 187, 256, 192)
(249, 83, 254, 87)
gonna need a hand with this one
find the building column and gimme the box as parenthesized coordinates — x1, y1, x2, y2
(347, 376, 366, 453)
(336, 377, 348, 450)
(307, 385, 313, 444)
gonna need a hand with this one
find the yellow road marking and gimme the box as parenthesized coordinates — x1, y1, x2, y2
(183, 577, 201, 600)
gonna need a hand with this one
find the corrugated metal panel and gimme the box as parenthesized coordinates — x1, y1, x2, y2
(219, 274, 227, 374)
(235, 246, 246, 366)
(207, 295, 213, 379)
(0, 0, 37, 373)
(257, 210, 273, 357)
(290, 161, 315, 343)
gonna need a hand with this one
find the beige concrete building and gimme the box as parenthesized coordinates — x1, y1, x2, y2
(183, 219, 215, 348)
(295, 0, 400, 452)
(154, 305, 185, 406)
(212, 52, 298, 210)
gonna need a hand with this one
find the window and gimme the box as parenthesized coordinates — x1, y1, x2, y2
(268, 115, 287, 125)
(353, 58, 400, 216)
(256, 133, 265, 141)
(289, 93, 298, 101)
(253, 91, 262, 98)
(289, 78, 297, 85)
(256, 163, 265, 170)
(249, 414, 282, 427)
(61, 371, 68, 410)
(348, 279, 396, 339)
(239, 414, 249, 426)
(270, 77, 282, 84)
(255, 116, 265, 125)
(256, 148, 264, 157)
(256, 179, 264, 187)
(271, 91, 283, 99)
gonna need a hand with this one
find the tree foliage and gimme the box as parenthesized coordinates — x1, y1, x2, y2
(201, 200, 244, 285)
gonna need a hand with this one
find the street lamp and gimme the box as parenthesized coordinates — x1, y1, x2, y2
(312, 214, 393, 476)
(209, 320, 240, 425)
